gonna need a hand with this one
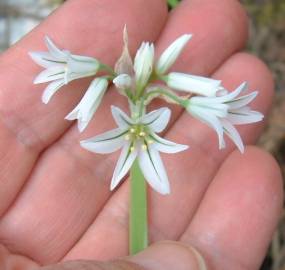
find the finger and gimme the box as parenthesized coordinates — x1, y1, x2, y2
(0, 245, 40, 270)
(0, 0, 167, 263)
(0, 0, 167, 216)
(40, 241, 207, 270)
(61, 0, 251, 260)
(63, 51, 274, 261)
(180, 147, 283, 270)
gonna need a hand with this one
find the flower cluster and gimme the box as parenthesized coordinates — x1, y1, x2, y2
(30, 27, 263, 194)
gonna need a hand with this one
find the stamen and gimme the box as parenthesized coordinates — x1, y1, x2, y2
(130, 128, 136, 134)
(139, 131, 146, 137)
(130, 146, 135, 152)
(147, 139, 154, 144)
(124, 134, 130, 140)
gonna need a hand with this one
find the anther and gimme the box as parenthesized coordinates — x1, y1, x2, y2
(130, 146, 135, 152)
(147, 139, 154, 144)
(124, 134, 130, 140)
(139, 131, 146, 137)
(130, 128, 136, 134)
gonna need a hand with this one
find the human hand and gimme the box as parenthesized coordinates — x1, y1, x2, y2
(0, 0, 283, 270)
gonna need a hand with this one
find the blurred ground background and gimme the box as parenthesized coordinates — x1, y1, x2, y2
(0, 0, 284, 269)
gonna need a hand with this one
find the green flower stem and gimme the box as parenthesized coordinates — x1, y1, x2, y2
(129, 159, 148, 255)
(99, 63, 117, 76)
(145, 89, 187, 106)
(167, 0, 180, 8)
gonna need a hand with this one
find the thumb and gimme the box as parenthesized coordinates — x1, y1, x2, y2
(38, 241, 207, 270)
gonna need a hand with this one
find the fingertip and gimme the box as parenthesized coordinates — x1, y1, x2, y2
(216, 52, 275, 109)
(128, 241, 207, 270)
(181, 146, 283, 270)
(236, 146, 284, 204)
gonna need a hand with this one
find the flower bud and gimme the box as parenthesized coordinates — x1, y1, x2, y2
(134, 42, 154, 90)
(113, 74, 132, 90)
(156, 34, 192, 74)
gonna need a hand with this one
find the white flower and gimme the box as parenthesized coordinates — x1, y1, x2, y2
(186, 82, 264, 152)
(165, 72, 222, 97)
(113, 74, 132, 90)
(65, 78, 108, 132)
(134, 42, 155, 90)
(156, 34, 192, 75)
(80, 106, 188, 194)
(29, 36, 100, 104)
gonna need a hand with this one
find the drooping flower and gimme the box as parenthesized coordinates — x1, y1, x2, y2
(80, 106, 188, 194)
(65, 78, 109, 132)
(113, 74, 132, 90)
(185, 82, 264, 152)
(29, 36, 100, 103)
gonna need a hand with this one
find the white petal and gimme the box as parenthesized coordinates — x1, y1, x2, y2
(138, 145, 170, 195)
(65, 78, 108, 132)
(141, 107, 171, 133)
(150, 132, 189, 153)
(113, 74, 132, 89)
(64, 104, 80, 121)
(68, 55, 99, 75)
(213, 82, 248, 103)
(34, 66, 65, 84)
(45, 36, 67, 60)
(189, 106, 225, 149)
(29, 51, 65, 68)
(111, 106, 133, 129)
(71, 88, 105, 132)
(74, 78, 108, 120)
(111, 142, 138, 190)
(80, 128, 127, 154)
(41, 79, 65, 104)
(216, 87, 228, 96)
(227, 91, 258, 109)
(64, 72, 87, 84)
(186, 82, 247, 105)
(77, 118, 90, 133)
(134, 42, 154, 88)
(221, 119, 244, 153)
(227, 108, 264, 125)
(188, 96, 229, 118)
(156, 34, 192, 74)
(166, 72, 221, 97)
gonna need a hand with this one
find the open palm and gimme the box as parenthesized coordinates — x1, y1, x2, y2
(0, 1, 283, 270)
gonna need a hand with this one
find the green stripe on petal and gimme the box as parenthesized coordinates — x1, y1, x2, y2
(138, 145, 170, 195)
(111, 142, 138, 190)
(141, 107, 171, 133)
(149, 133, 189, 153)
(80, 128, 127, 154)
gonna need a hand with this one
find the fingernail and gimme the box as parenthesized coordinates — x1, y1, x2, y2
(127, 241, 207, 270)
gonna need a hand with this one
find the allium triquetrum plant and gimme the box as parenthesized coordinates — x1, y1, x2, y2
(29, 26, 263, 254)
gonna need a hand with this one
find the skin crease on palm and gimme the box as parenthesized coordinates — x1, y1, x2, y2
(0, 0, 283, 269)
